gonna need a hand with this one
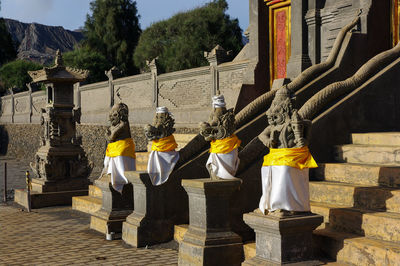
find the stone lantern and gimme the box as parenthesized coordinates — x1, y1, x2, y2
(15, 51, 92, 208)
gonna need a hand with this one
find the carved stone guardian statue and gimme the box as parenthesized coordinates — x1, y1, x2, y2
(200, 95, 241, 180)
(144, 106, 179, 185)
(100, 102, 136, 192)
(257, 85, 317, 216)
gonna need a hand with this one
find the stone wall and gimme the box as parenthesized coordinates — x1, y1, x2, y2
(0, 59, 249, 127)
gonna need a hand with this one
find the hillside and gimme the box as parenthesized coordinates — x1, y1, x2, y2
(4, 19, 84, 65)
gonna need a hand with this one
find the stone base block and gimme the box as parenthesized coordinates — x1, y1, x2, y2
(179, 240, 243, 266)
(243, 212, 323, 265)
(90, 209, 132, 236)
(31, 177, 90, 193)
(122, 213, 174, 247)
(14, 188, 88, 209)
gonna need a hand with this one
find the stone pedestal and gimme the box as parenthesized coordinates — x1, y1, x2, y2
(122, 171, 175, 247)
(178, 178, 243, 266)
(90, 174, 133, 238)
(242, 212, 323, 265)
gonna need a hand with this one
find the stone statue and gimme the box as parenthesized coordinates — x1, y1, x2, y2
(257, 85, 317, 217)
(100, 102, 136, 192)
(144, 107, 175, 141)
(145, 107, 180, 186)
(259, 86, 310, 149)
(200, 95, 241, 180)
(106, 103, 131, 142)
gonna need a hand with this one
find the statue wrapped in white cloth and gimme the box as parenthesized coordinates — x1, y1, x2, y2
(200, 95, 241, 180)
(144, 107, 179, 186)
(258, 86, 317, 217)
(100, 103, 136, 192)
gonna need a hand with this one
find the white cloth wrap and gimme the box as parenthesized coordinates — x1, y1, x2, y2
(147, 150, 180, 186)
(259, 165, 310, 213)
(206, 148, 240, 179)
(102, 156, 136, 192)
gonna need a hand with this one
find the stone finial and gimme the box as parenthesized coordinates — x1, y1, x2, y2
(54, 50, 63, 67)
(204, 45, 232, 66)
(105, 66, 122, 80)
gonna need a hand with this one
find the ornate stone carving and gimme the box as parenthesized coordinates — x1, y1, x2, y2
(29, 51, 92, 184)
(106, 102, 132, 143)
(199, 96, 235, 142)
(144, 107, 175, 141)
(259, 85, 310, 149)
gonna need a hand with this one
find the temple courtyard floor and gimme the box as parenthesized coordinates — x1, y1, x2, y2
(0, 158, 178, 265)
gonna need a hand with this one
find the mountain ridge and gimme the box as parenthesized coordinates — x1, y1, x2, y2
(3, 18, 84, 65)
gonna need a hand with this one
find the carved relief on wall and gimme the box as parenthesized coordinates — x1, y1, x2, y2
(1, 99, 11, 115)
(158, 79, 209, 108)
(14, 98, 28, 113)
(32, 96, 47, 114)
(115, 85, 133, 100)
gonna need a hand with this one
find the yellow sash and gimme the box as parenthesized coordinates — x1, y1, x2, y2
(106, 138, 136, 159)
(151, 135, 178, 152)
(263, 146, 318, 170)
(209, 134, 241, 154)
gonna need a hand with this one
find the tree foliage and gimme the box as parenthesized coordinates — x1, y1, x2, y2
(0, 0, 17, 66)
(133, 0, 243, 73)
(0, 60, 43, 93)
(63, 47, 112, 84)
(83, 0, 141, 76)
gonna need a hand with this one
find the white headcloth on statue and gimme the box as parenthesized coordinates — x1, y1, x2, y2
(156, 106, 169, 113)
(212, 95, 226, 108)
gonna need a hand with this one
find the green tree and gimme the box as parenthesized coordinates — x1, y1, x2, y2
(63, 47, 112, 84)
(83, 0, 141, 76)
(0, 60, 43, 93)
(0, 0, 17, 66)
(134, 0, 243, 73)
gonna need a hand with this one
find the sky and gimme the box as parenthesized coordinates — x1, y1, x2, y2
(0, 0, 249, 32)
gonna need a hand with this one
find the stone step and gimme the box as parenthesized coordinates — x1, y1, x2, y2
(313, 163, 400, 188)
(88, 185, 102, 198)
(313, 229, 400, 265)
(135, 152, 150, 164)
(310, 202, 400, 242)
(72, 195, 102, 215)
(309, 181, 400, 212)
(352, 132, 400, 146)
(334, 144, 400, 166)
(136, 162, 147, 171)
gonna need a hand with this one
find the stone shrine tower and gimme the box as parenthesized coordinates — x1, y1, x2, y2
(15, 51, 92, 208)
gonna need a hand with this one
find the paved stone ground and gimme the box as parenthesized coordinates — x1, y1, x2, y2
(0, 157, 178, 265)
(0, 203, 178, 265)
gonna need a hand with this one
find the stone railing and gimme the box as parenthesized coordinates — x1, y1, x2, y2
(1, 59, 249, 127)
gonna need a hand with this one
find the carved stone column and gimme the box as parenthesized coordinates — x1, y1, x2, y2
(178, 178, 243, 266)
(90, 174, 133, 239)
(242, 212, 323, 265)
(305, 0, 322, 65)
(147, 59, 158, 107)
(286, 0, 312, 78)
(122, 171, 175, 247)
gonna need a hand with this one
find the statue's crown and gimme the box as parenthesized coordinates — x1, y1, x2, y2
(276, 85, 290, 98)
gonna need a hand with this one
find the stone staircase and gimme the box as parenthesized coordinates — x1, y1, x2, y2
(311, 132, 400, 265)
(72, 133, 197, 215)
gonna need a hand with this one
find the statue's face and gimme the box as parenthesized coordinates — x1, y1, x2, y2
(154, 112, 167, 126)
(109, 106, 120, 126)
(267, 104, 285, 126)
